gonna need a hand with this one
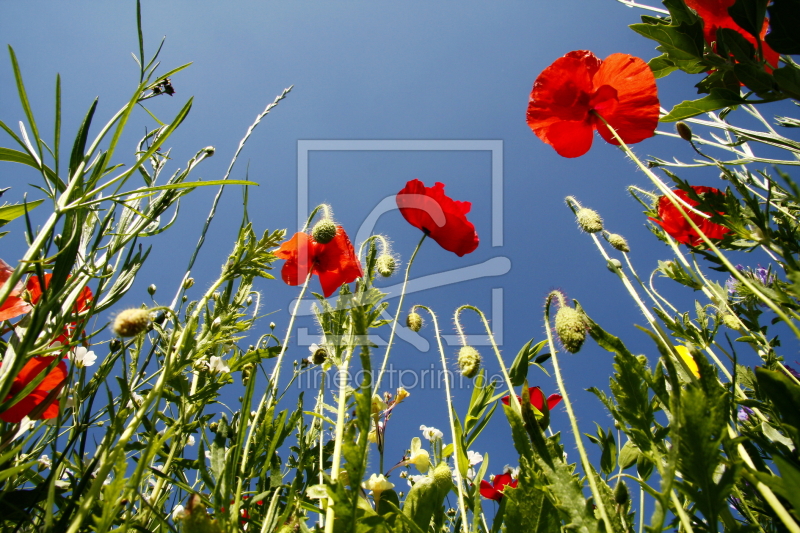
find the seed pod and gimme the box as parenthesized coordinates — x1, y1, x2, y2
(406, 312, 423, 332)
(458, 346, 481, 378)
(112, 309, 151, 337)
(576, 208, 603, 233)
(376, 254, 396, 277)
(554, 306, 587, 353)
(607, 233, 630, 252)
(312, 219, 337, 244)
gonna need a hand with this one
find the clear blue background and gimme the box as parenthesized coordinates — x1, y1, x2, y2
(0, 0, 788, 517)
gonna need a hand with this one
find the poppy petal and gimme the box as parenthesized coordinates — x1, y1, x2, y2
(479, 480, 501, 501)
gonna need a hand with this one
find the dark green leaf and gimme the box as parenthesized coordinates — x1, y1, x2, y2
(766, 0, 800, 54)
(648, 54, 678, 78)
(728, 0, 768, 41)
(661, 88, 746, 121)
(509, 338, 532, 387)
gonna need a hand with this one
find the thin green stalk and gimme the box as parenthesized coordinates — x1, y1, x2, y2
(414, 305, 469, 533)
(324, 348, 353, 533)
(375, 233, 426, 391)
(543, 294, 613, 530)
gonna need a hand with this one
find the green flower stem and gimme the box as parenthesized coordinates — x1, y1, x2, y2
(669, 491, 696, 533)
(375, 233, 426, 392)
(415, 304, 469, 532)
(357, 234, 391, 260)
(543, 294, 613, 530)
(593, 111, 800, 340)
(454, 305, 521, 414)
(324, 346, 354, 533)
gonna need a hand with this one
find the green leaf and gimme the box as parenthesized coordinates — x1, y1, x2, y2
(717, 28, 757, 64)
(773, 66, 800, 99)
(630, 11, 706, 74)
(756, 367, 800, 447)
(509, 338, 533, 387)
(766, 0, 800, 54)
(660, 88, 746, 121)
(733, 63, 775, 96)
(503, 456, 560, 532)
(0, 199, 44, 228)
(648, 54, 678, 78)
(728, 0, 768, 41)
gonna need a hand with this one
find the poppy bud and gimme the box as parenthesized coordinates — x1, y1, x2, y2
(614, 479, 629, 506)
(676, 122, 693, 142)
(147, 284, 157, 296)
(406, 312, 423, 332)
(721, 313, 739, 330)
(376, 254, 396, 277)
(112, 308, 151, 337)
(576, 208, 603, 233)
(458, 346, 481, 378)
(607, 233, 630, 252)
(312, 219, 337, 244)
(554, 306, 587, 353)
(109, 338, 122, 352)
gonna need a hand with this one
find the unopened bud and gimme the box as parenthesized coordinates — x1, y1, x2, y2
(607, 259, 622, 272)
(614, 479, 630, 506)
(576, 208, 603, 233)
(554, 306, 587, 353)
(607, 233, 629, 252)
(211, 317, 221, 331)
(676, 121, 693, 142)
(376, 254, 396, 277)
(721, 313, 739, 329)
(636, 355, 648, 366)
(112, 308, 151, 337)
(312, 219, 337, 244)
(458, 346, 481, 378)
(269, 322, 276, 330)
(242, 363, 254, 384)
(183, 277, 194, 289)
(109, 338, 122, 352)
(406, 312, 423, 332)
(147, 284, 157, 296)
(246, 296, 253, 306)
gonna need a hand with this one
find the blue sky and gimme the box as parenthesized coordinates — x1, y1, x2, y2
(0, 0, 787, 515)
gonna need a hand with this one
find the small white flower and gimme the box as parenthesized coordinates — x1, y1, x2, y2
(70, 347, 97, 368)
(404, 437, 430, 473)
(503, 464, 520, 479)
(171, 504, 185, 521)
(407, 474, 425, 487)
(186, 435, 195, 446)
(362, 473, 394, 500)
(420, 425, 443, 441)
(205, 450, 212, 460)
(208, 356, 230, 374)
(130, 392, 143, 406)
(467, 450, 483, 467)
(38, 454, 51, 470)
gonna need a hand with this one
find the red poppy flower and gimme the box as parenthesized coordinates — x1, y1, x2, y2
(685, 0, 779, 70)
(395, 180, 479, 257)
(526, 50, 660, 158)
(275, 226, 363, 298)
(479, 472, 518, 501)
(502, 386, 562, 413)
(0, 356, 67, 423)
(0, 269, 93, 330)
(651, 186, 730, 247)
(0, 259, 29, 321)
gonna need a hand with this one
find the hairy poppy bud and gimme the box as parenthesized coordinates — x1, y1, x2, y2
(113, 309, 151, 337)
(458, 346, 481, 378)
(576, 208, 603, 233)
(607, 233, 629, 252)
(554, 306, 587, 353)
(720, 313, 739, 330)
(312, 219, 337, 244)
(376, 254, 396, 277)
(406, 312, 423, 332)
(676, 121, 693, 142)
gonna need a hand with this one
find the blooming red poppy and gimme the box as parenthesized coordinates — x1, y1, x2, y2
(651, 186, 730, 247)
(395, 179, 479, 257)
(0, 259, 30, 321)
(502, 386, 562, 413)
(275, 226, 363, 298)
(526, 50, 660, 158)
(685, 0, 779, 70)
(479, 472, 518, 501)
(0, 356, 67, 423)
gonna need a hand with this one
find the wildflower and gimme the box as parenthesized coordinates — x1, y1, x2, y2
(69, 346, 97, 368)
(684, 0, 779, 70)
(396, 179, 479, 257)
(675, 345, 700, 378)
(172, 504, 186, 521)
(395, 387, 410, 403)
(363, 473, 395, 501)
(208, 356, 230, 374)
(504, 465, 520, 479)
(405, 437, 430, 473)
(38, 454, 52, 470)
(502, 386, 562, 414)
(651, 186, 730, 247)
(112, 308, 151, 337)
(420, 425, 443, 441)
(738, 406, 754, 422)
(406, 311, 423, 332)
(526, 50, 659, 158)
(468, 450, 484, 467)
(275, 227, 363, 298)
(555, 305, 587, 353)
(479, 472, 518, 501)
(407, 474, 425, 487)
(186, 435, 196, 446)
(0, 357, 67, 423)
(457, 346, 481, 378)
(309, 343, 328, 365)
(372, 395, 387, 415)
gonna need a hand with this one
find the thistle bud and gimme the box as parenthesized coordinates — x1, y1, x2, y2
(458, 346, 481, 378)
(676, 121, 693, 142)
(312, 219, 337, 244)
(376, 254, 396, 277)
(406, 312, 423, 332)
(147, 284, 157, 296)
(112, 309, 151, 337)
(554, 306, 587, 353)
(576, 208, 603, 233)
(607, 233, 630, 252)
